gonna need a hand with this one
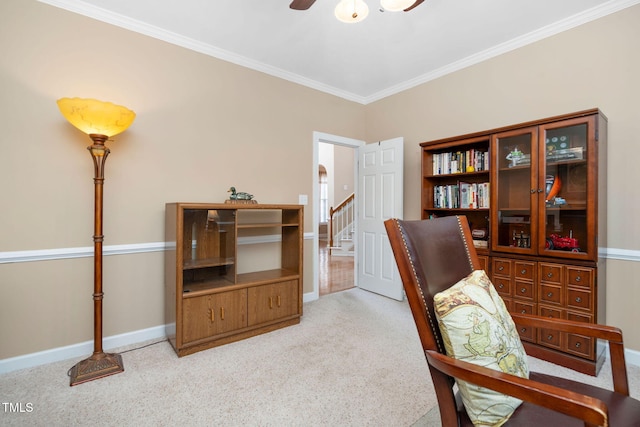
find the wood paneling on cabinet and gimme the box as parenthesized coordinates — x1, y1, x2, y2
(165, 203, 303, 357)
(420, 109, 607, 375)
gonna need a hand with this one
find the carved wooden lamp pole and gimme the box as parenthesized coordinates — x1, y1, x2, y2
(57, 98, 136, 386)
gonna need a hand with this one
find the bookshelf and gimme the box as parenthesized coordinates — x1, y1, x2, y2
(420, 109, 607, 375)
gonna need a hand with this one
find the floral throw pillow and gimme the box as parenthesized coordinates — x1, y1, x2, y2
(433, 269, 529, 426)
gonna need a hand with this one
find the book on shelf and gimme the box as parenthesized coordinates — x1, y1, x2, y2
(473, 240, 488, 249)
(432, 148, 489, 175)
(433, 181, 489, 209)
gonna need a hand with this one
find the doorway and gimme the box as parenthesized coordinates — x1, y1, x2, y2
(318, 144, 355, 295)
(312, 132, 364, 299)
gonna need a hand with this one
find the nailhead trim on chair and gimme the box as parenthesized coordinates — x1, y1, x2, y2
(394, 218, 445, 354)
(455, 215, 476, 273)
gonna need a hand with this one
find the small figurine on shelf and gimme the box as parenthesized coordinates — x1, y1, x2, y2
(227, 187, 257, 204)
(506, 147, 525, 168)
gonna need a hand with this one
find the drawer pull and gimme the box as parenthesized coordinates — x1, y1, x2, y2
(575, 297, 582, 303)
(575, 276, 581, 282)
(498, 265, 504, 271)
(520, 328, 527, 333)
(269, 296, 273, 309)
(277, 295, 281, 307)
(547, 334, 554, 341)
(521, 309, 526, 314)
(498, 283, 504, 289)
(521, 269, 527, 274)
(575, 342, 581, 348)
(547, 272, 553, 278)
(547, 292, 553, 297)
(520, 288, 526, 294)
(220, 307, 225, 320)
(210, 309, 215, 322)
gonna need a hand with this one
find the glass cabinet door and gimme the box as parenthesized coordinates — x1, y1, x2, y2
(492, 127, 538, 254)
(538, 117, 593, 259)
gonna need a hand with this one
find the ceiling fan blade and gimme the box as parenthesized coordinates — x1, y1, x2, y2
(289, 0, 317, 10)
(404, 0, 424, 12)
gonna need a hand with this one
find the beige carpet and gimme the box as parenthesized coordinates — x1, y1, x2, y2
(1, 288, 639, 426)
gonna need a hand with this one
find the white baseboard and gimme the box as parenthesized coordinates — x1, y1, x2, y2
(626, 347, 640, 367)
(0, 325, 166, 374)
(1, 291, 320, 374)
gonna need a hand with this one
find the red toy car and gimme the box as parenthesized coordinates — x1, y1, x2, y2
(546, 234, 580, 252)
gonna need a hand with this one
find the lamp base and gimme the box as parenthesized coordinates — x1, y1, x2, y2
(69, 352, 124, 386)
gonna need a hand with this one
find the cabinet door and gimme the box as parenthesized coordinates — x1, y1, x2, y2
(248, 280, 299, 326)
(491, 127, 538, 254)
(182, 290, 247, 343)
(538, 116, 596, 260)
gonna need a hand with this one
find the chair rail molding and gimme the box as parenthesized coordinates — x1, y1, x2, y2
(0, 233, 315, 264)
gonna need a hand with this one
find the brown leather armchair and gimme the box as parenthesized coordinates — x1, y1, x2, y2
(384, 215, 640, 426)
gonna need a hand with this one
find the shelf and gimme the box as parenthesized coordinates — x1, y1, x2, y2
(237, 222, 299, 229)
(499, 205, 586, 212)
(499, 158, 587, 172)
(426, 170, 490, 179)
(237, 268, 300, 285)
(426, 208, 490, 212)
(545, 205, 587, 211)
(181, 268, 300, 299)
(183, 257, 235, 270)
(183, 278, 235, 295)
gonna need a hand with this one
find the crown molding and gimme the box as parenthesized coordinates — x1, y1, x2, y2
(37, 0, 640, 105)
(364, 0, 640, 103)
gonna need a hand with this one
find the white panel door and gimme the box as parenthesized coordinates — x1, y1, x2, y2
(357, 138, 404, 300)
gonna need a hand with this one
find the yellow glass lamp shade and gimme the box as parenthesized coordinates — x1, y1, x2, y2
(57, 97, 136, 137)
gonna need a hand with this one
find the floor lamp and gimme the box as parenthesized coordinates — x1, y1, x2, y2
(57, 98, 136, 386)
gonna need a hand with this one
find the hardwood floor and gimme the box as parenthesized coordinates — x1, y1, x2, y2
(319, 239, 354, 296)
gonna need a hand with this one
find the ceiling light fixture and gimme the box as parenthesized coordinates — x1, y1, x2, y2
(335, 0, 369, 23)
(380, 0, 415, 12)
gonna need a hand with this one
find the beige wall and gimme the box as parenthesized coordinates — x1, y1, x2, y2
(1, 0, 639, 361)
(365, 5, 640, 350)
(333, 145, 355, 204)
(0, 0, 364, 359)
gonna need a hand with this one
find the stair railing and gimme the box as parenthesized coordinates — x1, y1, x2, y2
(329, 193, 355, 255)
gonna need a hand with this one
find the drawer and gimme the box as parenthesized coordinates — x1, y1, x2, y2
(565, 311, 595, 359)
(516, 323, 536, 342)
(538, 328, 562, 350)
(493, 276, 512, 297)
(514, 261, 535, 281)
(567, 267, 593, 289)
(539, 263, 563, 284)
(566, 288, 592, 311)
(513, 301, 537, 342)
(514, 301, 536, 315)
(539, 283, 563, 306)
(565, 333, 594, 359)
(514, 281, 535, 300)
(539, 305, 563, 319)
(493, 258, 512, 277)
(566, 310, 593, 324)
(537, 306, 563, 350)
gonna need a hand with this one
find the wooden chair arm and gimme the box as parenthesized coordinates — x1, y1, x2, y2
(425, 349, 608, 427)
(511, 313, 629, 395)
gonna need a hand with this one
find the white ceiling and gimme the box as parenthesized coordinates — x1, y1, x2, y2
(41, 0, 637, 104)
